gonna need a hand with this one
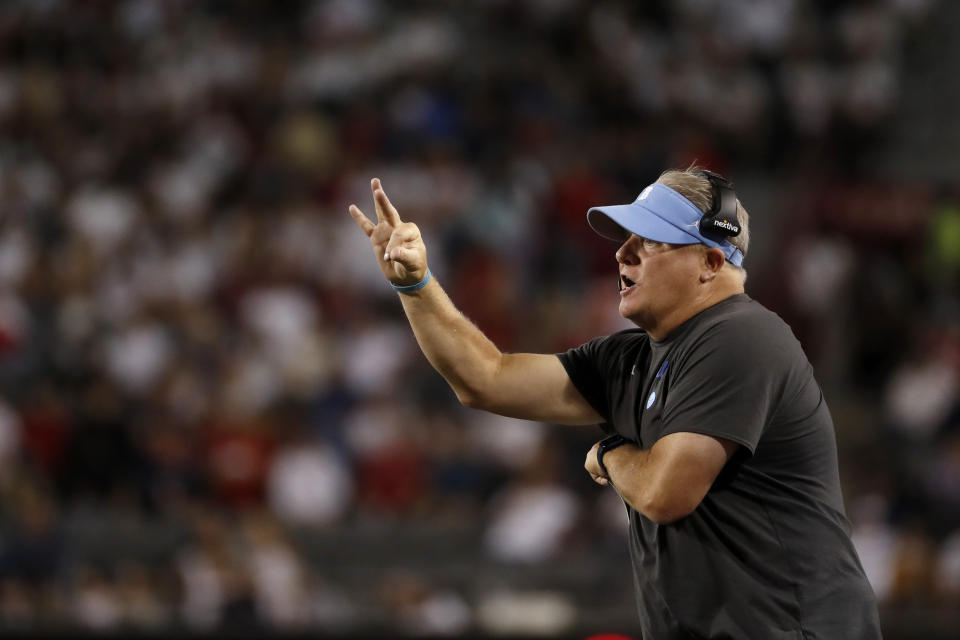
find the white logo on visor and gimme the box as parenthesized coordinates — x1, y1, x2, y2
(637, 186, 653, 201)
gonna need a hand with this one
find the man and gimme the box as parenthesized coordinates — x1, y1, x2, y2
(348, 168, 881, 639)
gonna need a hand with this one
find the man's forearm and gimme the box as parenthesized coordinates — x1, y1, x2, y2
(349, 179, 599, 425)
(396, 277, 503, 406)
(599, 432, 736, 525)
(602, 444, 700, 525)
(601, 445, 669, 521)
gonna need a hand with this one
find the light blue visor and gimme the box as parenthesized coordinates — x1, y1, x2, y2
(587, 183, 744, 267)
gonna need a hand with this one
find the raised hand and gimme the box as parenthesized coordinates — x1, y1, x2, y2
(349, 178, 429, 287)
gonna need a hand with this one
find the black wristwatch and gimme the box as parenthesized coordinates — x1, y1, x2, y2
(597, 434, 631, 475)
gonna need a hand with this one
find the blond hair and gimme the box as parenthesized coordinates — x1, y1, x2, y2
(656, 166, 750, 260)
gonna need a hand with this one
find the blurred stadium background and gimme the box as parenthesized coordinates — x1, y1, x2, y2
(0, 0, 958, 638)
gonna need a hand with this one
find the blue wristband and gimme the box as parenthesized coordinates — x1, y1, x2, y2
(391, 270, 432, 293)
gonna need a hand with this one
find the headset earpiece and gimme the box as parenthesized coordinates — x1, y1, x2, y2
(698, 170, 741, 240)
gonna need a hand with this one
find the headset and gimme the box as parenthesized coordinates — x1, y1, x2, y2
(617, 170, 741, 292)
(697, 169, 741, 240)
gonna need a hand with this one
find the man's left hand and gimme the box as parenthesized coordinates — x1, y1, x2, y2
(585, 441, 609, 486)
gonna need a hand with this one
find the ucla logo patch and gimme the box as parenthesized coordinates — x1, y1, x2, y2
(646, 391, 657, 409)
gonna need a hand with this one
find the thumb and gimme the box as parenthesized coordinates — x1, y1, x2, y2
(384, 223, 427, 281)
(387, 245, 420, 271)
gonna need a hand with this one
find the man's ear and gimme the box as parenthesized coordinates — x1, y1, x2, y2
(700, 248, 726, 282)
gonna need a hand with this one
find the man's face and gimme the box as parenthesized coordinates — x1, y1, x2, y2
(616, 234, 704, 331)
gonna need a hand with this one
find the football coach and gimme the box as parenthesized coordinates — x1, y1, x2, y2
(348, 167, 881, 639)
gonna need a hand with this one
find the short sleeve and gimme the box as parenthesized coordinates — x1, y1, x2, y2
(557, 336, 612, 423)
(659, 318, 791, 454)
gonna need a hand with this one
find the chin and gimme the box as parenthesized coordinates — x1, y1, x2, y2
(618, 303, 648, 327)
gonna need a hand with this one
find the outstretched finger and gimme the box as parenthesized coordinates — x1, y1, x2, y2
(349, 204, 375, 237)
(371, 178, 402, 226)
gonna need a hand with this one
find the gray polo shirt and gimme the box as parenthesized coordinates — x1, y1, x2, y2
(559, 294, 880, 639)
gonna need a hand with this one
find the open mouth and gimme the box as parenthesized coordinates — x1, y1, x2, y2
(620, 275, 636, 292)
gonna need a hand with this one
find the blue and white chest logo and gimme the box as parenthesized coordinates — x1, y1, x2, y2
(646, 391, 657, 409)
(645, 361, 669, 410)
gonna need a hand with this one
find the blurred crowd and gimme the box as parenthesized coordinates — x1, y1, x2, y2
(0, 0, 956, 635)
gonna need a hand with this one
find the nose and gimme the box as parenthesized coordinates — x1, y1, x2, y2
(616, 237, 640, 265)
